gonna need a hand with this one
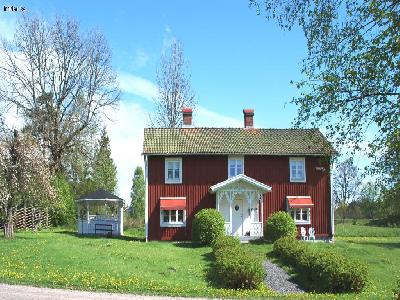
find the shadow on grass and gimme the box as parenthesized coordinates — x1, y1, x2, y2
(172, 241, 206, 249)
(350, 240, 400, 249)
(56, 230, 145, 242)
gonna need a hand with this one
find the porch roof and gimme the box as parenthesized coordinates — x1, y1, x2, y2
(76, 189, 124, 204)
(209, 174, 272, 193)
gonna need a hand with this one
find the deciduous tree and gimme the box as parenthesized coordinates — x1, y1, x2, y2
(0, 130, 55, 238)
(333, 158, 363, 221)
(0, 16, 120, 173)
(150, 39, 196, 128)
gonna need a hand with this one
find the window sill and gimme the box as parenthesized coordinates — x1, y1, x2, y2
(290, 179, 306, 183)
(160, 223, 186, 228)
(165, 180, 182, 184)
(295, 221, 311, 225)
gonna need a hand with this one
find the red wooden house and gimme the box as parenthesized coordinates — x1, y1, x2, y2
(143, 109, 335, 241)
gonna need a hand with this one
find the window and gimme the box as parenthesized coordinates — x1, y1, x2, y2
(289, 208, 311, 224)
(165, 158, 182, 184)
(289, 157, 306, 182)
(160, 210, 186, 227)
(228, 156, 244, 178)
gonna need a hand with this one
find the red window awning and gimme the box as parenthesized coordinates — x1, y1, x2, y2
(160, 197, 186, 210)
(287, 196, 314, 208)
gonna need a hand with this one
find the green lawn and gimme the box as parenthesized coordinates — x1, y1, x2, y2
(0, 228, 275, 298)
(335, 223, 400, 237)
(0, 225, 399, 299)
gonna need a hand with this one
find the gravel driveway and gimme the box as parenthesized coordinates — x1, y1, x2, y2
(0, 283, 208, 300)
(263, 260, 305, 294)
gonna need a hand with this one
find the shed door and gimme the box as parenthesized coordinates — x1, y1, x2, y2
(232, 198, 243, 236)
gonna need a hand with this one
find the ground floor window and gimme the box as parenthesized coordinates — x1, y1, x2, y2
(160, 209, 186, 227)
(289, 208, 310, 224)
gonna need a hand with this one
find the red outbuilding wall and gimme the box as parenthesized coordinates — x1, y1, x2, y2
(147, 155, 332, 241)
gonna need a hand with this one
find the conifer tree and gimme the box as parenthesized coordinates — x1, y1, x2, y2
(130, 167, 145, 221)
(91, 128, 117, 193)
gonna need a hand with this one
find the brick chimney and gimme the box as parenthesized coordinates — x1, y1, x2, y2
(182, 107, 193, 127)
(243, 109, 254, 128)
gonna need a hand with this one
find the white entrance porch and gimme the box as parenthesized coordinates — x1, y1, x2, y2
(210, 174, 272, 238)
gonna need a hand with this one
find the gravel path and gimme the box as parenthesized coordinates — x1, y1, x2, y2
(0, 283, 208, 300)
(263, 260, 305, 294)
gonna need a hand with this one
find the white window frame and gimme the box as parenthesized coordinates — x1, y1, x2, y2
(160, 209, 186, 227)
(228, 156, 244, 178)
(289, 208, 311, 225)
(165, 157, 182, 184)
(289, 157, 306, 183)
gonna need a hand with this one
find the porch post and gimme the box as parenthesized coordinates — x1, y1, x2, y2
(260, 193, 264, 233)
(118, 203, 124, 236)
(229, 192, 233, 236)
(86, 202, 90, 234)
(216, 192, 220, 211)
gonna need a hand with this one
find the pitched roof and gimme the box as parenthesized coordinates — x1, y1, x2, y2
(143, 128, 336, 156)
(209, 174, 272, 193)
(77, 189, 124, 202)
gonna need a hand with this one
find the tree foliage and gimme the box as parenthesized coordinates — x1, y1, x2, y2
(51, 173, 76, 226)
(129, 166, 145, 221)
(91, 128, 117, 193)
(0, 16, 120, 173)
(250, 0, 400, 185)
(0, 130, 55, 238)
(150, 39, 196, 128)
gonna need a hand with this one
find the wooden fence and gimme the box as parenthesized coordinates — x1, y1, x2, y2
(0, 206, 51, 231)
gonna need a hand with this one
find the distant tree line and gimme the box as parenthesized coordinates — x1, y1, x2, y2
(333, 158, 399, 226)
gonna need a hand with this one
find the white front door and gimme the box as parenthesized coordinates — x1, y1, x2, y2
(232, 198, 243, 236)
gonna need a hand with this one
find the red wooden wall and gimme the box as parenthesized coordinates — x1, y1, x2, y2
(147, 155, 332, 240)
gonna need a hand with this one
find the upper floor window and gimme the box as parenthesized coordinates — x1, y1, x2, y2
(228, 156, 244, 178)
(165, 158, 182, 184)
(290, 157, 306, 182)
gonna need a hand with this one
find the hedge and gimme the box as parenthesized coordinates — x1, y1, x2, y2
(192, 209, 225, 245)
(273, 237, 367, 293)
(264, 211, 297, 242)
(212, 235, 265, 289)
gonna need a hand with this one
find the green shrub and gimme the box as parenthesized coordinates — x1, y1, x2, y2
(212, 235, 240, 253)
(191, 209, 225, 245)
(394, 276, 400, 300)
(273, 237, 367, 293)
(213, 242, 264, 289)
(264, 211, 297, 242)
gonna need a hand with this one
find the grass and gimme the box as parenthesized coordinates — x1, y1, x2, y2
(335, 223, 400, 237)
(0, 223, 399, 298)
(0, 228, 275, 298)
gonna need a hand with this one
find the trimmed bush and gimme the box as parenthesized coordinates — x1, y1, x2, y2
(212, 235, 264, 289)
(273, 236, 367, 293)
(191, 209, 225, 245)
(264, 211, 297, 242)
(211, 235, 240, 253)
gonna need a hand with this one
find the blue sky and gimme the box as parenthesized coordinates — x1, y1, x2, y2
(0, 1, 371, 201)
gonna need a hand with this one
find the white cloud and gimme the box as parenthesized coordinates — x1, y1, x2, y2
(117, 72, 158, 100)
(104, 100, 148, 205)
(0, 16, 17, 41)
(132, 49, 150, 69)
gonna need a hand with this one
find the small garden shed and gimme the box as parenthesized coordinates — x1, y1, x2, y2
(76, 189, 124, 236)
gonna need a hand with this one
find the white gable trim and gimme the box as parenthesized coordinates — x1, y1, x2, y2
(209, 174, 272, 193)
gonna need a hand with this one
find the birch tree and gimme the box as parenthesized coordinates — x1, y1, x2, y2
(150, 39, 196, 128)
(0, 16, 120, 173)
